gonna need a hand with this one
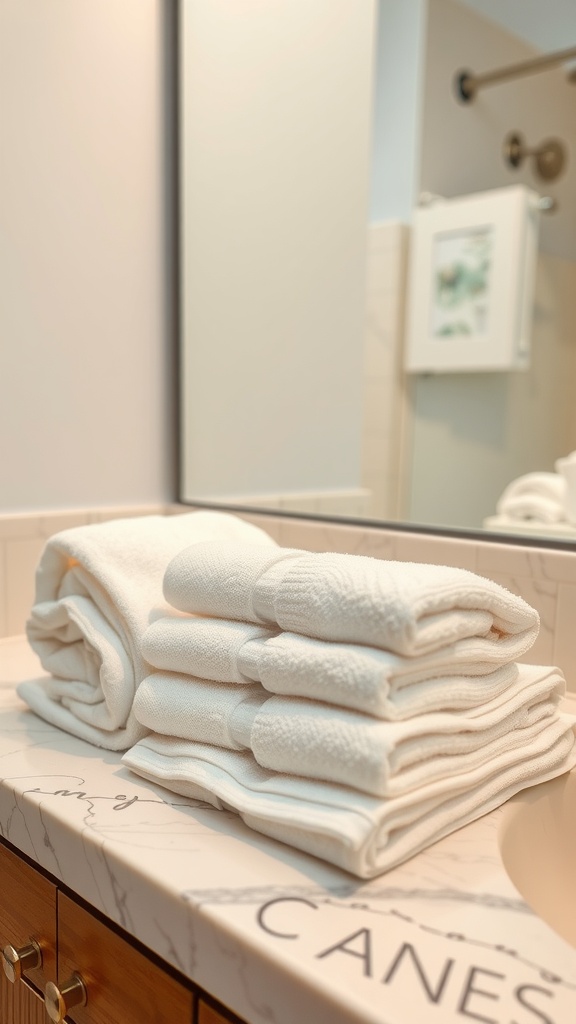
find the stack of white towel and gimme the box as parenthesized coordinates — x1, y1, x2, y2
(120, 540, 576, 878)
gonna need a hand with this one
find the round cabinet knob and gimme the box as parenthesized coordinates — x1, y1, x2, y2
(1, 940, 42, 983)
(45, 973, 87, 1023)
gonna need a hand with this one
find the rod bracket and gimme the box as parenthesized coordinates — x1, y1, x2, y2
(455, 70, 475, 102)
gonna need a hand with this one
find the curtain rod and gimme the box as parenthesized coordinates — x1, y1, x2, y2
(456, 44, 576, 102)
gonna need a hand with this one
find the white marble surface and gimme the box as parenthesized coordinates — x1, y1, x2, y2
(1, 636, 575, 1024)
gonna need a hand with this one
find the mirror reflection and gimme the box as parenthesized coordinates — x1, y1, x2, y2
(179, 0, 576, 543)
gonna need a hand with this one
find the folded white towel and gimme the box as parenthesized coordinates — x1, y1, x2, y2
(122, 715, 576, 878)
(132, 664, 564, 797)
(248, 667, 563, 796)
(17, 512, 275, 749)
(134, 673, 269, 750)
(163, 542, 540, 657)
(142, 617, 276, 685)
(143, 615, 527, 718)
(496, 472, 566, 523)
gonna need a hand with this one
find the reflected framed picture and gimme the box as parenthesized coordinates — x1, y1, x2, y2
(404, 185, 540, 373)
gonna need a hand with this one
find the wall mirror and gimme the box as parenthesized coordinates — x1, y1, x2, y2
(178, 0, 576, 545)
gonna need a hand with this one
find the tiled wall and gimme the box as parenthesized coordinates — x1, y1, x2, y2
(192, 489, 373, 518)
(2, 504, 575, 692)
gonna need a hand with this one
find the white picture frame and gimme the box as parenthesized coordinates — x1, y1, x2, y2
(404, 185, 540, 373)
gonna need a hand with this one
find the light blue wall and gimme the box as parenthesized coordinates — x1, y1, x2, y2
(369, 0, 427, 223)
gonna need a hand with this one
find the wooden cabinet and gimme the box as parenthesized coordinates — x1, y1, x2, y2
(0, 842, 57, 991)
(199, 1002, 240, 1024)
(0, 977, 46, 1024)
(0, 838, 246, 1024)
(57, 893, 193, 1024)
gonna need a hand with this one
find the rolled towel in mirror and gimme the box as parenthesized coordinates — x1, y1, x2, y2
(555, 451, 576, 525)
(17, 512, 276, 749)
(163, 542, 540, 657)
(496, 471, 566, 523)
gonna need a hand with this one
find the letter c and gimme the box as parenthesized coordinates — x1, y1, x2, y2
(257, 897, 318, 939)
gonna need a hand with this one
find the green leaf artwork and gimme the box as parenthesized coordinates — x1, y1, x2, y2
(431, 226, 494, 339)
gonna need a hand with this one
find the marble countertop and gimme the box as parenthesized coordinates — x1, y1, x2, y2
(1, 636, 575, 1024)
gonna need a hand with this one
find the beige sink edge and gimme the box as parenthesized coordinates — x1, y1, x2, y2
(499, 759, 576, 950)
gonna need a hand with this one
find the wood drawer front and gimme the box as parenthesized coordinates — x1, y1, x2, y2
(57, 892, 193, 1024)
(0, 976, 46, 1024)
(0, 840, 57, 990)
(198, 1000, 246, 1024)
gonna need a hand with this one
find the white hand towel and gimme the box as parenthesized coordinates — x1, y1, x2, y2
(133, 673, 269, 749)
(17, 511, 276, 749)
(163, 542, 539, 657)
(142, 617, 276, 684)
(122, 716, 576, 878)
(247, 665, 564, 796)
(130, 664, 564, 798)
(143, 615, 525, 718)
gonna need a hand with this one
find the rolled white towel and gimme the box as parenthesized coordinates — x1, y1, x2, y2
(143, 614, 531, 718)
(131, 664, 565, 798)
(17, 511, 276, 749)
(163, 542, 539, 657)
(122, 714, 576, 878)
(496, 472, 566, 523)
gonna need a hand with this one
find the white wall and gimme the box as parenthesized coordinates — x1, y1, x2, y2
(180, 0, 375, 500)
(0, 0, 175, 513)
(407, 0, 576, 529)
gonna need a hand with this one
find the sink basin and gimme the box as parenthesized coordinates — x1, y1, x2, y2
(499, 767, 576, 949)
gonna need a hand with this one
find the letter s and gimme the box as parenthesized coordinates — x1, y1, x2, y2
(513, 984, 555, 1024)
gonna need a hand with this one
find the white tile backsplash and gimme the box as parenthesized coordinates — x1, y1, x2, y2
(5, 536, 46, 637)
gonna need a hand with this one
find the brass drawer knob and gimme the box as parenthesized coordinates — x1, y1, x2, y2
(1, 940, 42, 983)
(45, 973, 87, 1023)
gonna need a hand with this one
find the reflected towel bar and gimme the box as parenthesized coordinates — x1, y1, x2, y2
(456, 45, 576, 102)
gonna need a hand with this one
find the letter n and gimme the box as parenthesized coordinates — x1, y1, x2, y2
(383, 943, 454, 1004)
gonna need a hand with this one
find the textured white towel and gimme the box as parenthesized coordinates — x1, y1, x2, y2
(131, 664, 565, 797)
(122, 716, 576, 878)
(17, 512, 275, 749)
(143, 615, 527, 718)
(134, 673, 269, 749)
(163, 542, 539, 656)
(142, 617, 276, 684)
(248, 666, 564, 796)
(496, 472, 566, 523)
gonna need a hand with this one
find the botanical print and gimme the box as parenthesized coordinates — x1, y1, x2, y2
(430, 225, 494, 339)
